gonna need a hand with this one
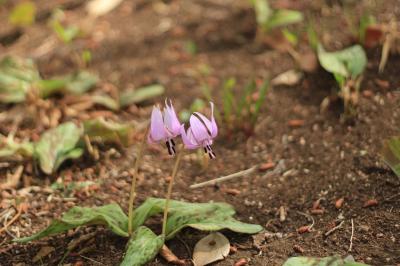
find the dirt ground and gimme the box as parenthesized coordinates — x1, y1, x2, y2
(0, 0, 399, 265)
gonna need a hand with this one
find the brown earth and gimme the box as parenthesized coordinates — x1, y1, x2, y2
(0, 0, 399, 265)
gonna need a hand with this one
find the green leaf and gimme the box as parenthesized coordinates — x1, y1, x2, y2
(381, 136, 400, 177)
(65, 71, 98, 94)
(51, 20, 80, 43)
(9, 2, 36, 27)
(83, 118, 134, 147)
(250, 0, 272, 27)
(237, 80, 256, 118)
(14, 204, 129, 243)
(251, 80, 269, 125)
(38, 71, 98, 98)
(90, 94, 120, 111)
(222, 78, 236, 123)
(282, 28, 298, 46)
(34, 122, 83, 174)
(131, 198, 263, 240)
(317, 44, 367, 79)
(0, 56, 40, 103)
(120, 226, 164, 266)
(266, 9, 303, 30)
(119, 84, 165, 107)
(0, 135, 34, 158)
(283, 256, 369, 266)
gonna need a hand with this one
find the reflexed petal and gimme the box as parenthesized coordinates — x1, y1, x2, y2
(148, 106, 167, 143)
(180, 125, 199, 149)
(210, 102, 218, 138)
(164, 99, 181, 137)
(189, 115, 210, 142)
(194, 112, 212, 134)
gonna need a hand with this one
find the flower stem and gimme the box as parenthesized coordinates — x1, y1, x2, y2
(162, 146, 183, 237)
(128, 126, 149, 235)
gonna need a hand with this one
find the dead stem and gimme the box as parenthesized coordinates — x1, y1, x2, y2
(0, 204, 24, 235)
(348, 218, 354, 252)
(162, 147, 183, 237)
(128, 126, 149, 235)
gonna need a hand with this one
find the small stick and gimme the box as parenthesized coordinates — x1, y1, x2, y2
(190, 166, 258, 189)
(162, 147, 184, 236)
(128, 126, 149, 235)
(325, 220, 344, 236)
(348, 219, 354, 252)
(0, 204, 24, 235)
(296, 211, 315, 230)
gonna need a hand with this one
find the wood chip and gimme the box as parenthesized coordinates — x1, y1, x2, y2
(363, 199, 378, 207)
(259, 162, 275, 171)
(335, 198, 344, 209)
(33, 246, 55, 263)
(288, 119, 305, 127)
(234, 258, 248, 266)
(293, 244, 304, 253)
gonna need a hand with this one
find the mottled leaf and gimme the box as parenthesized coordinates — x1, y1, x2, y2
(0, 135, 34, 158)
(119, 84, 164, 107)
(83, 118, 134, 146)
(34, 122, 83, 174)
(283, 256, 369, 266)
(317, 44, 367, 79)
(120, 226, 164, 266)
(381, 136, 400, 177)
(39, 71, 98, 98)
(0, 56, 40, 103)
(15, 204, 128, 243)
(131, 198, 263, 240)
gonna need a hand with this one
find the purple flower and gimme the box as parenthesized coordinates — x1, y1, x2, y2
(181, 102, 218, 159)
(148, 99, 182, 155)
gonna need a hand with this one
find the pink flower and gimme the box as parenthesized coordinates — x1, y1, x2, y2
(181, 102, 218, 158)
(148, 99, 182, 155)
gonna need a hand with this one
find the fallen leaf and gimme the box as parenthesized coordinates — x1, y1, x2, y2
(288, 119, 304, 127)
(297, 225, 311, 234)
(193, 232, 230, 266)
(271, 70, 303, 86)
(0, 165, 24, 190)
(363, 199, 378, 207)
(86, 0, 124, 17)
(234, 258, 248, 266)
(259, 162, 275, 171)
(159, 245, 186, 266)
(33, 246, 55, 262)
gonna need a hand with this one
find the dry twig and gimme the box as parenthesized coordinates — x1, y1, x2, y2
(325, 220, 345, 236)
(348, 219, 354, 252)
(190, 166, 258, 189)
(0, 204, 26, 235)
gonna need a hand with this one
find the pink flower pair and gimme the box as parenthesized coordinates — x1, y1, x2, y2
(148, 100, 217, 158)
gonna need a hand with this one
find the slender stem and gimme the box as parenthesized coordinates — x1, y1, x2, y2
(162, 147, 183, 237)
(128, 126, 149, 235)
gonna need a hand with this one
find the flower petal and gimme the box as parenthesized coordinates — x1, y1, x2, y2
(148, 106, 167, 143)
(180, 125, 199, 149)
(210, 102, 218, 138)
(164, 99, 181, 137)
(189, 114, 210, 142)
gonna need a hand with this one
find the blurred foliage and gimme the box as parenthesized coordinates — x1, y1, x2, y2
(0, 56, 98, 102)
(83, 118, 134, 147)
(250, 0, 303, 32)
(34, 122, 84, 175)
(0, 56, 40, 103)
(51, 20, 80, 44)
(381, 136, 400, 178)
(9, 2, 36, 27)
